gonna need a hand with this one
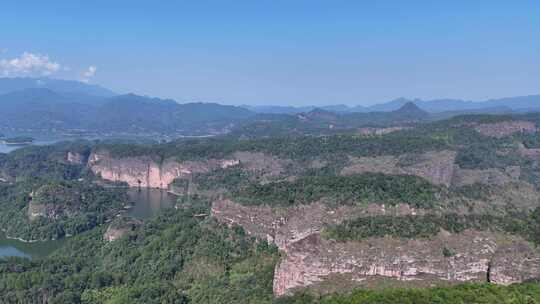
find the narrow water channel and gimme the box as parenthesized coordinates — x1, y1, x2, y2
(0, 188, 177, 260)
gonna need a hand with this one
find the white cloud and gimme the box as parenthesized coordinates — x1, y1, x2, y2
(80, 65, 97, 83)
(0, 52, 61, 76)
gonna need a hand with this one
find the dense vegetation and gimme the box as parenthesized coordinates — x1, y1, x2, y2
(2, 113, 540, 302)
(0, 180, 127, 240)
(233, 173, 441, 208)
(0, 143, 92, 181)
(229, 102, 428, 138)
(0, 203, 279, 304)
(276, 283, 540, 304)
(0, 86, 253, 135)
(171, 165, 252, 196)
(2, 200, 538, 304)
(98, 131, 449, 163)
(324, 209, 540, 245)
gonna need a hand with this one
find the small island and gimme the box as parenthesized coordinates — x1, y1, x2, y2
(0, 136, 35, 145)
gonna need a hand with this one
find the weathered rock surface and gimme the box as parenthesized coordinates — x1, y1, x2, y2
(233, 151, 291, 183)
(474, 120, 537, 138)
(87, 149, 290, 189)
(341, 150, 457, 186)
(357, 126, 410, 136)
(27, 186, 79, 220)
(519, 146, 540, 159)
(341, 151, 524, 188)
(452, 166, 520, 187)
(212, 199, 540, 296)
(272, 232, 540, 296)
(479, 182, 540, 211)
(489, 241, 540, 284)
(28, 201, 68, 220)
(103, 217, 142, 242)
(88, 150, 238, 189)
(211, 199, 423, 251)
(66, 151, 87, 165)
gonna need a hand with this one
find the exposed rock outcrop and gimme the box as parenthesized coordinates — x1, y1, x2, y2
(232, 151, 291, 183)
(28, 201, 67, 220)
(211, 199, 423, 251)
(272, 232, 540, 296)
(212, 199, 540, 297)
(474, 120, 537, 138)
(103, 217, 142, 242)
(341, 151, 523, 188)
(489, 242, 540, 284)
(87, 149, 290, 189)
(66, 151, 87, 165)
(452, 166, 520, 187)
(88, 150, 238, 189)
(357, 126, 410, 136)
(341, 150, 457, 186)
(519, 146, 540, 159)
(27, 185, 79, 220)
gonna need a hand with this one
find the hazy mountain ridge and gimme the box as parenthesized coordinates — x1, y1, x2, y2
(0, 77, 116, 97)
(0, 77, 539, 137)
(0, 79, 255, 135)
(231, 102, 429, 137)
(245, 95, 540, 114)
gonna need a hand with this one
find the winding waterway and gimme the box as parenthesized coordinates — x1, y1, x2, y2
(0, 188, 177, 260)
(0, 139, 59, 154)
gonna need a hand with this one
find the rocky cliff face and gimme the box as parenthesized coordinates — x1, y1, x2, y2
(66, 151, 87, 165)
(211, 199, 423, 251)
(273, 232, 540, 296)
(211, 199, 540, 296)
(232, 151, 291, 183)
(87, 150, 238, 189)
(341, 150, 524, 188)
(357, 126, 411, 136)
(103, 217, 142, 242)
(28, 201, 67, 220)
(341, 150, 457, 186)
(85, 146, 540, 296)
(452, 166, 521, 186)
(86, 149, 289, 189)
(474, 120, 537, 138)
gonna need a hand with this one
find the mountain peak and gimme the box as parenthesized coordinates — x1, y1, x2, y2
(396, 101, 424, 113)
(305, 108, 339, 120)
(0, 77, 116, 97)
(392, 102, 429, 120)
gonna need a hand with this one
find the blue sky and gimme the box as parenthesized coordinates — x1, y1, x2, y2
(1, 1, 539, 106)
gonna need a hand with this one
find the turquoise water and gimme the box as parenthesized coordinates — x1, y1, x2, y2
(0, 232, 65, 260)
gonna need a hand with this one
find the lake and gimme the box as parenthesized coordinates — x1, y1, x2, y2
(125, 187, 177, 219)
(0, 232, 66, 260)
(0, 188, 177, 260)
(0, 139, 60, 154)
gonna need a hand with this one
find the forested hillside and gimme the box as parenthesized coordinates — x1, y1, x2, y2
(0, 113, 540, 303)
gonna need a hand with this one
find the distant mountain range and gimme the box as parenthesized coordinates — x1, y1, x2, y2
(244, 95, 540, 114)
(0, 77, 539, 137)
(0, 77, 115, 97)
(0, 78, 253, 135)
(231, 102, 429, 137)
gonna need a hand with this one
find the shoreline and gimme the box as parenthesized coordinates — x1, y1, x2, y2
(0, 187, 177, 244)
(1, 229, 40, 243)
